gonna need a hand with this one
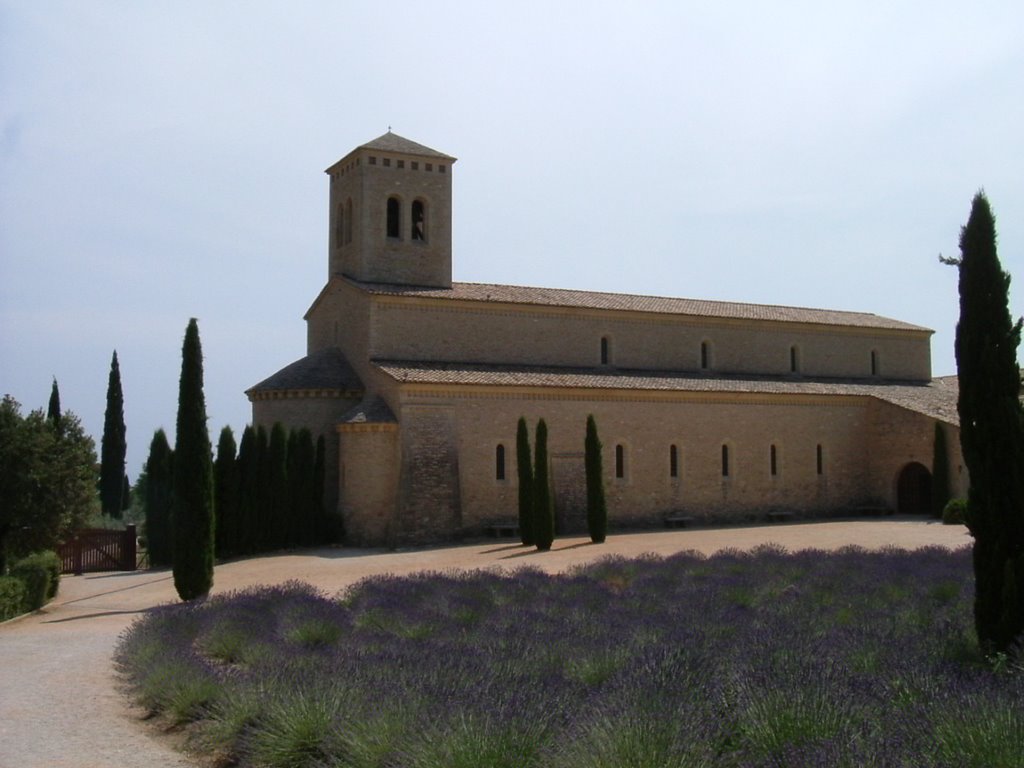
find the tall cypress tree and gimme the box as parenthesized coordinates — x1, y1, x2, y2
(948, 192, 1024, 653)
(931, 421, 951, 519)
(267, 422, 290, 550)
(516, 417, 534, 546)
(144, 428, 174, 568)
(172, 319, 214, 601)
(236, 425, 257, 555)
(289, 428, 316, 547)
(313, 434, 329, 543)
(214, 426, 239, 558)
(255, 425, 271, 552)
(47, 377, 62, 436)
(533, 418, 554, 551)
(99, 350, 127, 518)
(585, 414, 608, 543)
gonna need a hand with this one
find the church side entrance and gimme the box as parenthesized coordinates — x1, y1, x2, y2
(896, 462, 932, 515)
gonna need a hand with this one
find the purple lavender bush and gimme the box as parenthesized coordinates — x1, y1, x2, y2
(115, 545, 1024, 767)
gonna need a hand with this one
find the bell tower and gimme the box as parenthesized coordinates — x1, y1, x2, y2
(325, 132, 455, 289)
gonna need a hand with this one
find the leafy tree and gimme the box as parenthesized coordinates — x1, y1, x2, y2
(931, 421, 951, 519)
(516, 417, 534, 546)
(0, 397, 98, 570)
(99, 350, 128, 518)
(268, 422, 290, 549)
(214, 426, 239, 559)
(947, 192, 1024, 653)
(533, 418, 554, 551)
(172, 319, 215, 601)
(144, 429, 174, 568)
(585, 414, 608, 543)
(47, 377, 62, 435)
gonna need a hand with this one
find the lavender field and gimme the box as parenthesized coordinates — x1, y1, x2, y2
(116, 545, 1024, 767)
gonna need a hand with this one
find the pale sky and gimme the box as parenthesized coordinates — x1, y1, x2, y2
(2, 2, 1023, 479)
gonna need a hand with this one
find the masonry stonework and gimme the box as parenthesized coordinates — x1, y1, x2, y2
(249, 132, 964, 547)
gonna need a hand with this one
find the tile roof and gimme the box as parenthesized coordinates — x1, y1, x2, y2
(373, 360, 960, 425)
(246, 348, 364, 395)
(357, 131, 455, 160)
(352, 279, 930, 332)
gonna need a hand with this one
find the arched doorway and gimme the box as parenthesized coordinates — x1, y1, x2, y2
(897, 462, 932, 514)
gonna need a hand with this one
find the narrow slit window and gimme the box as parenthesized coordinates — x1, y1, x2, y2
(601, 336, 610, 365)
(701, 341, 710, 370)
(770, 444, 778, 476)
(871, 350, 879, 376)
(790, 346, 798, 373)
(615, 444, 625, 479)
(721, 445, 730, 477)
(669, 444, 678, 478)
(816, 444, 824, 475)
(412, 199, 426, 241)
(496, 444, 506, 481)
(386, 197, 400, 239)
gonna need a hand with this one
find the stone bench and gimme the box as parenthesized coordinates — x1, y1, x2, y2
(484, 522, 520, 538)
(664, 515, 696, 529)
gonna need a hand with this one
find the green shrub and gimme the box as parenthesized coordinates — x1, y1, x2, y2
(10, 553, 55, 611)
(943, 498, 968, 525)
(18, 551, 61, 600)
(0, 576, 27, 622)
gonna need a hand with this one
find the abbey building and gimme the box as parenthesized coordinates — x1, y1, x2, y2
(248, 132, 964, 546)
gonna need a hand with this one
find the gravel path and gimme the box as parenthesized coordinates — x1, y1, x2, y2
(0, 518, 970, 767)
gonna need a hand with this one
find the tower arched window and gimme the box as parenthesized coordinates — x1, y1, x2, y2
(344, 198, 353, 244)
(335, 202, 344, 248)
(386, 197, 401, 239)
(411, 199, 426, 241)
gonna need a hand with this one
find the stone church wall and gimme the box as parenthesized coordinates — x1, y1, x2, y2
(416, 388, 885, 537)
(370, 299, 932, 381)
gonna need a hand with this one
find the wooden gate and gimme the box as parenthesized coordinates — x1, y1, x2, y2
(57, 525, 138, 574)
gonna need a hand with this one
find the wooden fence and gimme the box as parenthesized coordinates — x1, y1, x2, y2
(57, 525, 138, 574)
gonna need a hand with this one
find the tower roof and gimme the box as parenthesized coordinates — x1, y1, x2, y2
(358, 131, 455, 160)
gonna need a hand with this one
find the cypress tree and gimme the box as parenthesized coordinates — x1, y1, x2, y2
(313, 434, 329, 543)
(931, 421, 951, 519)
(516, 417, 534, 546)
(267, 422, 290, 550)
(121, 474, 132, 513)
(214, 426, 239, 558)
(47, 377, 62, 436)
(254, 425, 271, 552)
(585, 414, 608, 543)
(172, 318, 214, 601)
(236, 425, 257, 555)
(533, 418, 554, 551)
(948, 192, 1024, 652)
(99, 350, 127, 518)
(289, 428, 316, 546)
(144, 429, 174, 567)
